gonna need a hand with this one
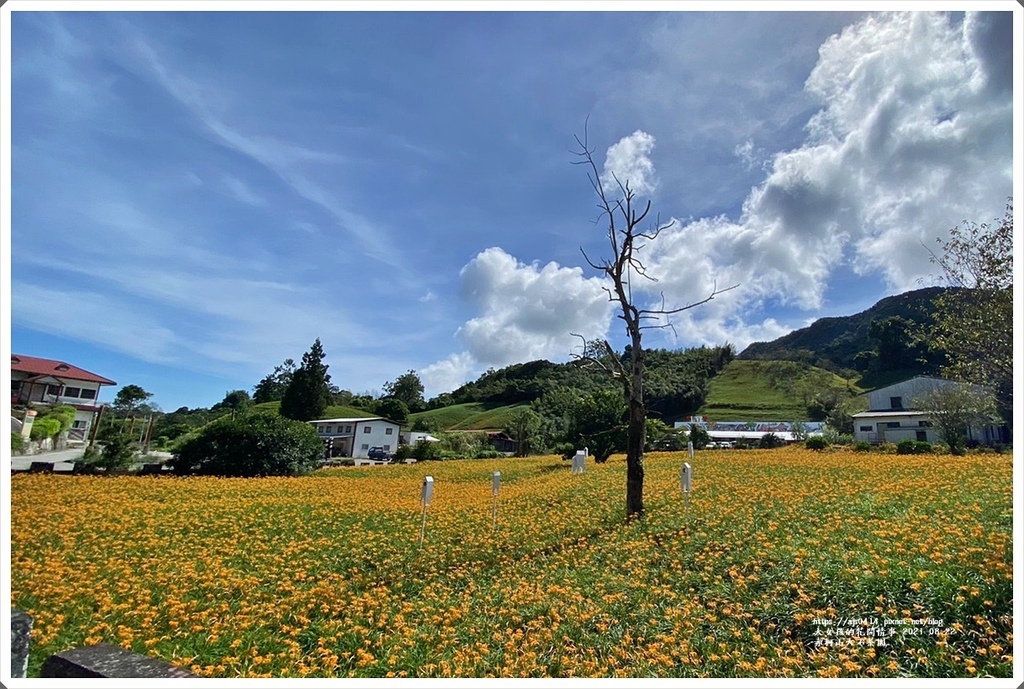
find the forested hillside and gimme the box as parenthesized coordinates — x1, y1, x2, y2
(739, 287, 949, 377)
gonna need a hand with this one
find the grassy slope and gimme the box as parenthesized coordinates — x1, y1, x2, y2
(408, 403, 488, 430)
(408, 402, 528, 432)
(252, 401, 377, 419)
(698, 359, 862, 421)
(449, 403, 530, 431)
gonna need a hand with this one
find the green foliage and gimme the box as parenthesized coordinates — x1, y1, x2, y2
(505, 407, 541, 457)
(915, 384, 999, 456)
(896, 439, 933, 455)
(171, 414, 322, 477)
(214, 390, 253, 418)
(11, 433, 26, 454)
(739, 286, 949, 375)
(412, 439, 442, 461)
(29, 417, 61, 441)
(48, 405, 78, 432)
(805, 436, 829, 452)
(383, 370, 425, 413)
(252, 358, 297, 404)
(280, 339, 333, 422)
(853, 440, 872, 452)
(688, 424, 710, 450)
(928, 201, 1013, 425)
(758, 432, 786, 449)
(113, 384, 154, 415)
(375, 398, 410, 424)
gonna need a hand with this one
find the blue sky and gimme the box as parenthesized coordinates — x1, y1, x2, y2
(4, 6, 1018, 412)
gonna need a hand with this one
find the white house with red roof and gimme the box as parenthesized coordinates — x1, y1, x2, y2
(11, 354, 117, 442)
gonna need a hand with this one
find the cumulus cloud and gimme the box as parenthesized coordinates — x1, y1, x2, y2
(421, 248, 617, 393)
(602, 130, 658, 195)
(634, 10, 1012, 350)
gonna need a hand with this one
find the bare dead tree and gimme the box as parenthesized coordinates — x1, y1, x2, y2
(570, 124, 737, 518)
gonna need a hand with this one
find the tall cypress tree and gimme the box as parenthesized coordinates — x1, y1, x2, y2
(279, 339, 333, 422)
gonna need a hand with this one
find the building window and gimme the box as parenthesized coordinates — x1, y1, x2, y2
(859, 426, 872, 432)
(889, 396, 903, 410)
(64, 387, 82, 398)
(916, 430, 928, 441)
(885, 422, 901, 428)
(364, 427, 372, 433)
(344, 425, 352, 433)
(11, 381, 21, 393)
(72, 420, 87, 429)
(324, 426, 333, 434)
(79, 388, 97, 399)
(317, 427, 325, 434)
(46, 384, 61, 396)
(385, 427, 393, 435)
(383, 444, 391, 451)
(918, 420, 932, 427)
(361, 444, 369, 451)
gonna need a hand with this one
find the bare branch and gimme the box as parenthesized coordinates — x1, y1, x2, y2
(637, 282, 740, 317)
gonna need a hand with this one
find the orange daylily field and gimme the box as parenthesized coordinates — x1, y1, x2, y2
(9, 447, 1014, 678)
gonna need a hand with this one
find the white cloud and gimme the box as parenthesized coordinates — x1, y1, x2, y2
(422, 248, 617, 392)
(602, 130, 658, 196)
(632, 11, 1012, 351)
(420, 352, 478, 398)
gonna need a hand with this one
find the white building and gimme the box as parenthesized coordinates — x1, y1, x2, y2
(310, 417, 402, 458)
(851, 376, 1004, 445)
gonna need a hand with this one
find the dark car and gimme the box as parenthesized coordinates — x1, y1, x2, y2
(367, 446, 392, 461)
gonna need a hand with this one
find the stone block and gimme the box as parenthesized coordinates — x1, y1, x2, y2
(11, 609, 33, 678)
(40, 644, 196, 678)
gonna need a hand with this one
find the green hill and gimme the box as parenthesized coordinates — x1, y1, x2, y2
(697, 360, 864, 421)
(408, 402, 528, 432)
(739, 286, 948, 375)
(252, 401, 377, 419)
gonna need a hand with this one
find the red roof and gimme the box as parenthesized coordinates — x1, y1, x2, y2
(10, 354, 116, 386)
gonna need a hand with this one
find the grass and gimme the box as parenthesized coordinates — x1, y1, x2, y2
(252, 401, 377, 419)
(10, 447, 1012, 678)
(699, 360, 861, 421)
(409, 402, 526, 431)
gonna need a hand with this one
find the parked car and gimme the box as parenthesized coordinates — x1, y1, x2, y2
(367, 447, 392, 461)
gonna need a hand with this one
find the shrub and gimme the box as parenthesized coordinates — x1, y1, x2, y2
(474, 449, 504, 459)
(29, 417, 62, 441)
(411, 439, 442, 462)
(897, 439, 933, 455)
(48, 405, 78, 432)
(393, 444, 415, 462)
(171, 414, 322, 477)
(81, 428, 137, 472)
(552, 442, 577, 460)
(805, 436, 829, 452)
(853, 440, 872, 452)
(758, 432, 786, 449)
(11, 433, 25, 454)
(877, 442, 898, 454)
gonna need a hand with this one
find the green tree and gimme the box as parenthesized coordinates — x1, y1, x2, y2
(383, 370, 426, 412)
(280, 339, 333, 422)
(252, 358, 297, 404)
(505, 407, 541, 457)
(171, 414, 322, 476)
(375, 397, 410, 424)
(915, 384, 998, 456)
(216, 390, 253, 418)
(112, 384, 154, 416)
(570, 127, 736, 516)
(928, 201, 1013, 426)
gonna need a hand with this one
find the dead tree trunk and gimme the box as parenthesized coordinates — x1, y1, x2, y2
(571, 123, 736, 519)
